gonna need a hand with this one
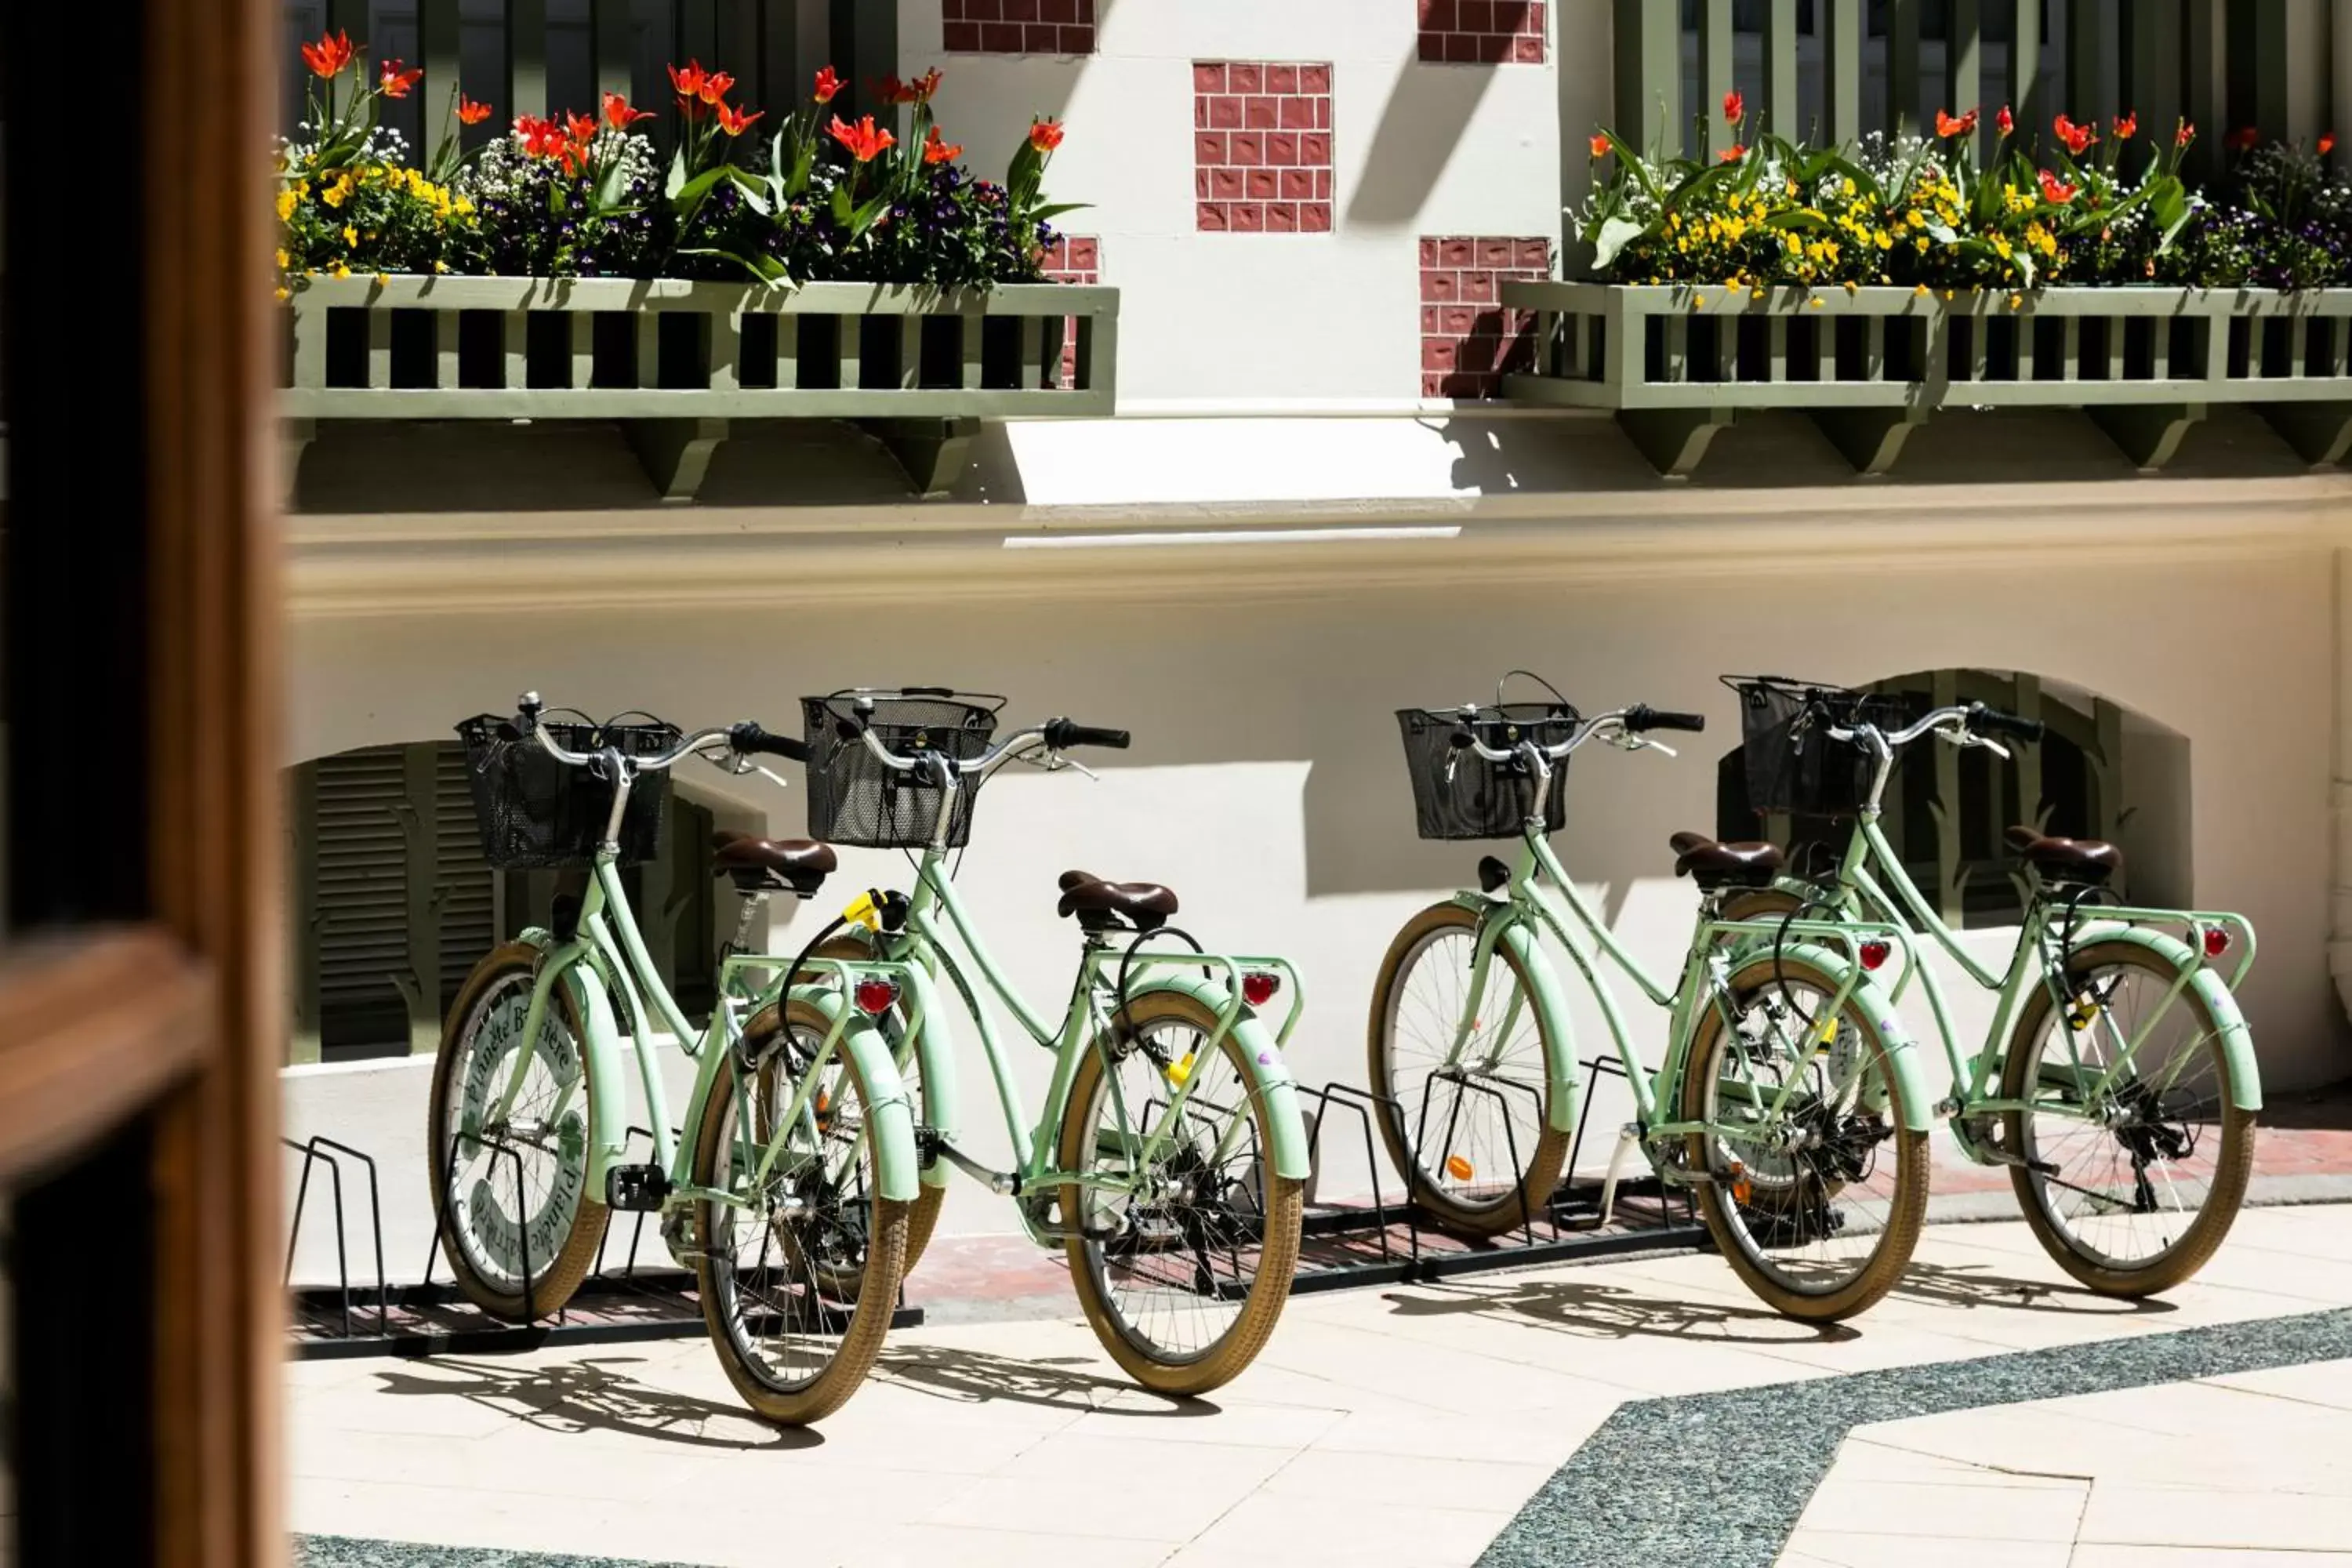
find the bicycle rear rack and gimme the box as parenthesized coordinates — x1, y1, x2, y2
(281, 1123, 923, 1361)
(1290, 1052, 1709, 1293)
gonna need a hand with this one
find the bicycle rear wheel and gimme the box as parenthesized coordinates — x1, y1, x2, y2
(1679, 953, 1927, 1321)
(1367, 902, 1569, 1237)
(1059, 991, 1303, 1396)
(692, 998, 906, 1425)
(1999, 939, 2256, 1296)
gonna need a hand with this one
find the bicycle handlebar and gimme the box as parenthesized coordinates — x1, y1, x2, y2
(1966, 703, 2044, 742)
(517, 697, 804, 775)
(1625, 705, 1706, 735)
(842, 713, 1130, 779)
(1454, 704, 1686, 767)
(728, 721, 811, 763)
(1044, 718, 1131, 751)
(1828, 701, 2041, 753)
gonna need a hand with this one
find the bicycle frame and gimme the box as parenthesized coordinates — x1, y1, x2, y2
(1809, 811, 2263, 1120)
(479, 845, 920, 1262)
(855, 844, 1313, 1244)
(1441, 825, 1932, 1161)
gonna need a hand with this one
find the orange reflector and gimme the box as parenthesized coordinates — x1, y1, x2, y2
(1444, 1155, 1475, 1181)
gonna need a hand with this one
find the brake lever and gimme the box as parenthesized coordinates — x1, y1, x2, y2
(1935, 727, 2011, 762)
(1612, 731, 1675, 759)
(1015, 748, 1099, 782)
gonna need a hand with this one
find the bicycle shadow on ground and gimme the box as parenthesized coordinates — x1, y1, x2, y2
(1890, 1258, 2179, 1318)
(874, 1341, 1216, 1419)
(369, 1355, 820, 1451)
(1375, 1277, 1862, 1345)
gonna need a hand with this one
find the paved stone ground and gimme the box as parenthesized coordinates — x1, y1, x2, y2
(292, 1196, 2352, 1567)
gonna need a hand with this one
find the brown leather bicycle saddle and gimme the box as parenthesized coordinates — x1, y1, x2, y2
(711, 830, 837, 895)
(2005, 825, 2121, 884)
(1057, 869, 1178, 932)
(1668, 831, 1784, 889)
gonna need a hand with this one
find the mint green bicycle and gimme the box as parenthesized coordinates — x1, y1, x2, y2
(797, 688, 1310, 1394)
(431, 695, 919, 1425)
(1370, 677, 1929, 1322)
(1721, 676, 2260, 1296)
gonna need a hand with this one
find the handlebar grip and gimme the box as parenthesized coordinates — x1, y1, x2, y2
(1625, 705, 1706, 735)
(729, 722, 810, 764)
(1968, 704, 2044, 742)
(1045, 718, 1131, 751)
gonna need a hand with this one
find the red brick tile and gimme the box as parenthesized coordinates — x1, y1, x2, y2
(1444, 31, 1479, 61)
(1515, 238, 1548, 268)
(1418, 238, 1439, 266)
(1513, 32, 1543, 61)
(1461, 272, 1497, 303)
(1246, 167, 1279, 199)
(1279, 168, 1315, 199)
(1438, 237, 1475, 267)
(964, 0, 999, 16)
(1424, 0, 1457, 25)
(1040, 0, 1075, 20)
(1426, 271, 1461, 302)
(1060, 24, 1092, 50)
(1210, 166, 1244, 199)
(1422, 372, 1446, 396)
(1423, 338, 1458, 371)
(1301, 201, 1331, 232)
(1458, 0, 1491, 28)
(1232, 201, 1265, 231)
(1196, 132, 1228, 163)
(1068, 238, 1098, 268)
(1316, 97, 1332, 129)
(1231, 132, 1265, 165)
(1299, 131, 1330, 165)
(1022, 22, 1057, 48)
(1208, 95, 1242, 129)
(1194, 62, 1227, 93)
(944, 20, 980, 49)
(1004, 0, 1036, 17)
(1268, 64, 1298, 93)
(1526, 1, 1544, 28)
(981, 20, 1022, 49)
(1478, 238, 1515, 266)
(1299, 63, 1331, 92)
(1246, 95, 1279, 129)
(1280, 96, 1316, 129)
(1441, 305, 1479, 334)
(1198, 201, 1229, 231)
(1229, 62, 1263, 93)
(1268, 201, 1299, 231)
(1315, 169, 1332, 198)
(1421, 306, 1440, 332)
(1077, 0, 1094, 18)
(1268, 132, 1299, 165)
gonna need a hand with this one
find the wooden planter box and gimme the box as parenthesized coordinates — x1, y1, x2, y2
(1501, 281, 2352, 477)
(281, 276, 1117, 498)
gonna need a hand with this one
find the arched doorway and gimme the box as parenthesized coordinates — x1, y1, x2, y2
(285, 739, 720, 1061)
(1715, 670, 2191, 927)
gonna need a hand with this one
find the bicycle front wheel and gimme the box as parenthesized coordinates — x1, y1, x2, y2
(1999, 939, 2256, 1296)
(692, 998, 907, 1425)
(426, 942, 608, 1323)
(1058, 991, 1304, 1396)
(1679, 953, 1927, 1321)
(809, 933, 946, 1283)
(1367, 902, 1570, 1237)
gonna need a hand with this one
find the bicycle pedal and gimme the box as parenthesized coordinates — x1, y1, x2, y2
(604, 1163, 670, 1212)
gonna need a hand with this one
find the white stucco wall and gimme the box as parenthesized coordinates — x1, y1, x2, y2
(277, 540, 2347, 1279)
(895, 0, 1592, 405)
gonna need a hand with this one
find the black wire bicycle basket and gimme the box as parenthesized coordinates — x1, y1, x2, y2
(1726, 677, 1914, 820)
(1396, 694, 1580, 841)
(454, 711, 681, 869)
(800, 689, 1004, 850)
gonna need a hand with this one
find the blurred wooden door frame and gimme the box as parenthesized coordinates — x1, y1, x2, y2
(2, 0, 285, 1559)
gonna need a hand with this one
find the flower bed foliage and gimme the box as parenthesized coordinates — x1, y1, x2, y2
(1578, 92, 2352, 292)
(274, 32, 1078, 295)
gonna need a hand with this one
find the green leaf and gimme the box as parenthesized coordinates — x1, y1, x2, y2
(1600, 129, 1665, 206)
(679, 246, 796, 288)
(1590, 214, 1648, 271)
(725, 165, 771, 216)
(1027, 201, 1091, 222)
(665, 145, 688, 201)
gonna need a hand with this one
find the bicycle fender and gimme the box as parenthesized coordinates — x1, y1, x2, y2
(1757, 941, 1933, 1134)
(2070, 926, 2262, 1112)
(1446, 894, 1581, 1135)
(895, 960, 960, 1188)
(1121, 974, 1311, 1182)
(786, 985, 922, 1203)
(515, 927, 631, 1189)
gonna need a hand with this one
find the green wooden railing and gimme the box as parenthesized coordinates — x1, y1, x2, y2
(281, 276, 1116, 498)
(1502, 281, 2352, 474)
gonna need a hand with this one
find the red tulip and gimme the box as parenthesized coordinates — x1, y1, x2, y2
(1588, 132, 1610, 159)
(2114, 111, 2139, 140)
(2324, 132, 2339, 155)
(2054, 113, 2096, 155)
(1996, 104, 2014, 135)
(668, 60, 709, 118)
(1722, 89, 1744, 125)
(699, 71, 735, 107)
(457, 93, 494, 126)
(301, 29, 354, 79)
(828, 113, 895, 163)
(1935, 107, 1978, 139)
(2176, 120, 2195, 147)
(909, 67, 942, 104)
(566, 109, 598, 143)
(874, 73, 914, 106)
(603, 91, 652, 129)
(1029, 116, 1065, 153)
(923, 125, 962, 164)
(716, 101, 764, 136)
(813, 66, 842, 104)
(1719, 142, 1747, 163)
(379, 59, 424, 98)
(2038, 167, 2077, 204)
(2228, 125, 2259, 151)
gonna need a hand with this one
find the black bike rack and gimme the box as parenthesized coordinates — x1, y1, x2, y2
(284, 1123, 922, 1362)
(1289, 1052, 1710, 1294)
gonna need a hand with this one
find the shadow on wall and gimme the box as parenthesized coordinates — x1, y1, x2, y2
(1345, 51, 1511, 227)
